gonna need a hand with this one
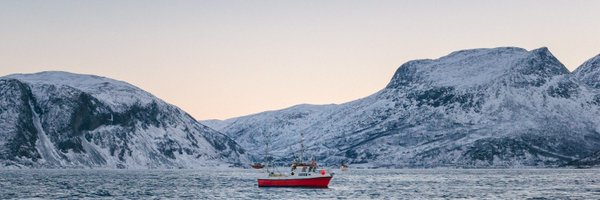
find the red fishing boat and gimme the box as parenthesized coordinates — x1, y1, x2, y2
(257, 161, 333, 188)
(257, 132, 334, 188)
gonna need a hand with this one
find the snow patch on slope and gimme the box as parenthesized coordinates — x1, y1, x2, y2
(29, 100, 64, 166)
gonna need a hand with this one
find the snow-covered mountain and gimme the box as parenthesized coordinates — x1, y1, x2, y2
(204, 47, 600, 168)
(0, 71, 247, 169)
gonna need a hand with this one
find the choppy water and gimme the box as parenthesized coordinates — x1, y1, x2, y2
(1, 168, 600, 199)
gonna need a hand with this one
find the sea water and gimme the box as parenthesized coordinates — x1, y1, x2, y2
(1, 168, 599, 199)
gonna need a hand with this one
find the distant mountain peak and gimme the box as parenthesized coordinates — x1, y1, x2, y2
(7, 71, 117, 84)
(521, 47, 568, 76)
(574, 53, 600, 88)
(444, 47, 527, 58)
(4, 71, 154, 112)
(386, 47, 567, 89)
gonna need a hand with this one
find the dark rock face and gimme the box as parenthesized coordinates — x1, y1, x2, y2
(386, 60, 429, 89)
(0, 72, 247, 168)
(0, 79, 41, 162)
(205, 47, 600, 168)
(567, 150, 600, 168)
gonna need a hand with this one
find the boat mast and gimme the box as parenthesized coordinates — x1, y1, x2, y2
(265, 132, 271, 172)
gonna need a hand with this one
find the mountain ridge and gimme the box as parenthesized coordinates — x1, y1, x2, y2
(204, 47, 600, 168)
(0, 71, 247, 169)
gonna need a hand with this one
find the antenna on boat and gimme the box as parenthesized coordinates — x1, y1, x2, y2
(300, 132, 305, 163)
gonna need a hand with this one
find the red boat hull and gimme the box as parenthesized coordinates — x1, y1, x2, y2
(258, 176, 332, 188)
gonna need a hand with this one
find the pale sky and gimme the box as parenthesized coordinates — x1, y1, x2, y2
(1, 1, 599, 120)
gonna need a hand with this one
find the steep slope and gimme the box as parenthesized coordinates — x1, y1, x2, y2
(0, 71, 246, 169)
(206, 47, 600, 168)
(565, 54, 600, 168)
(573, 54, 600, 88)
